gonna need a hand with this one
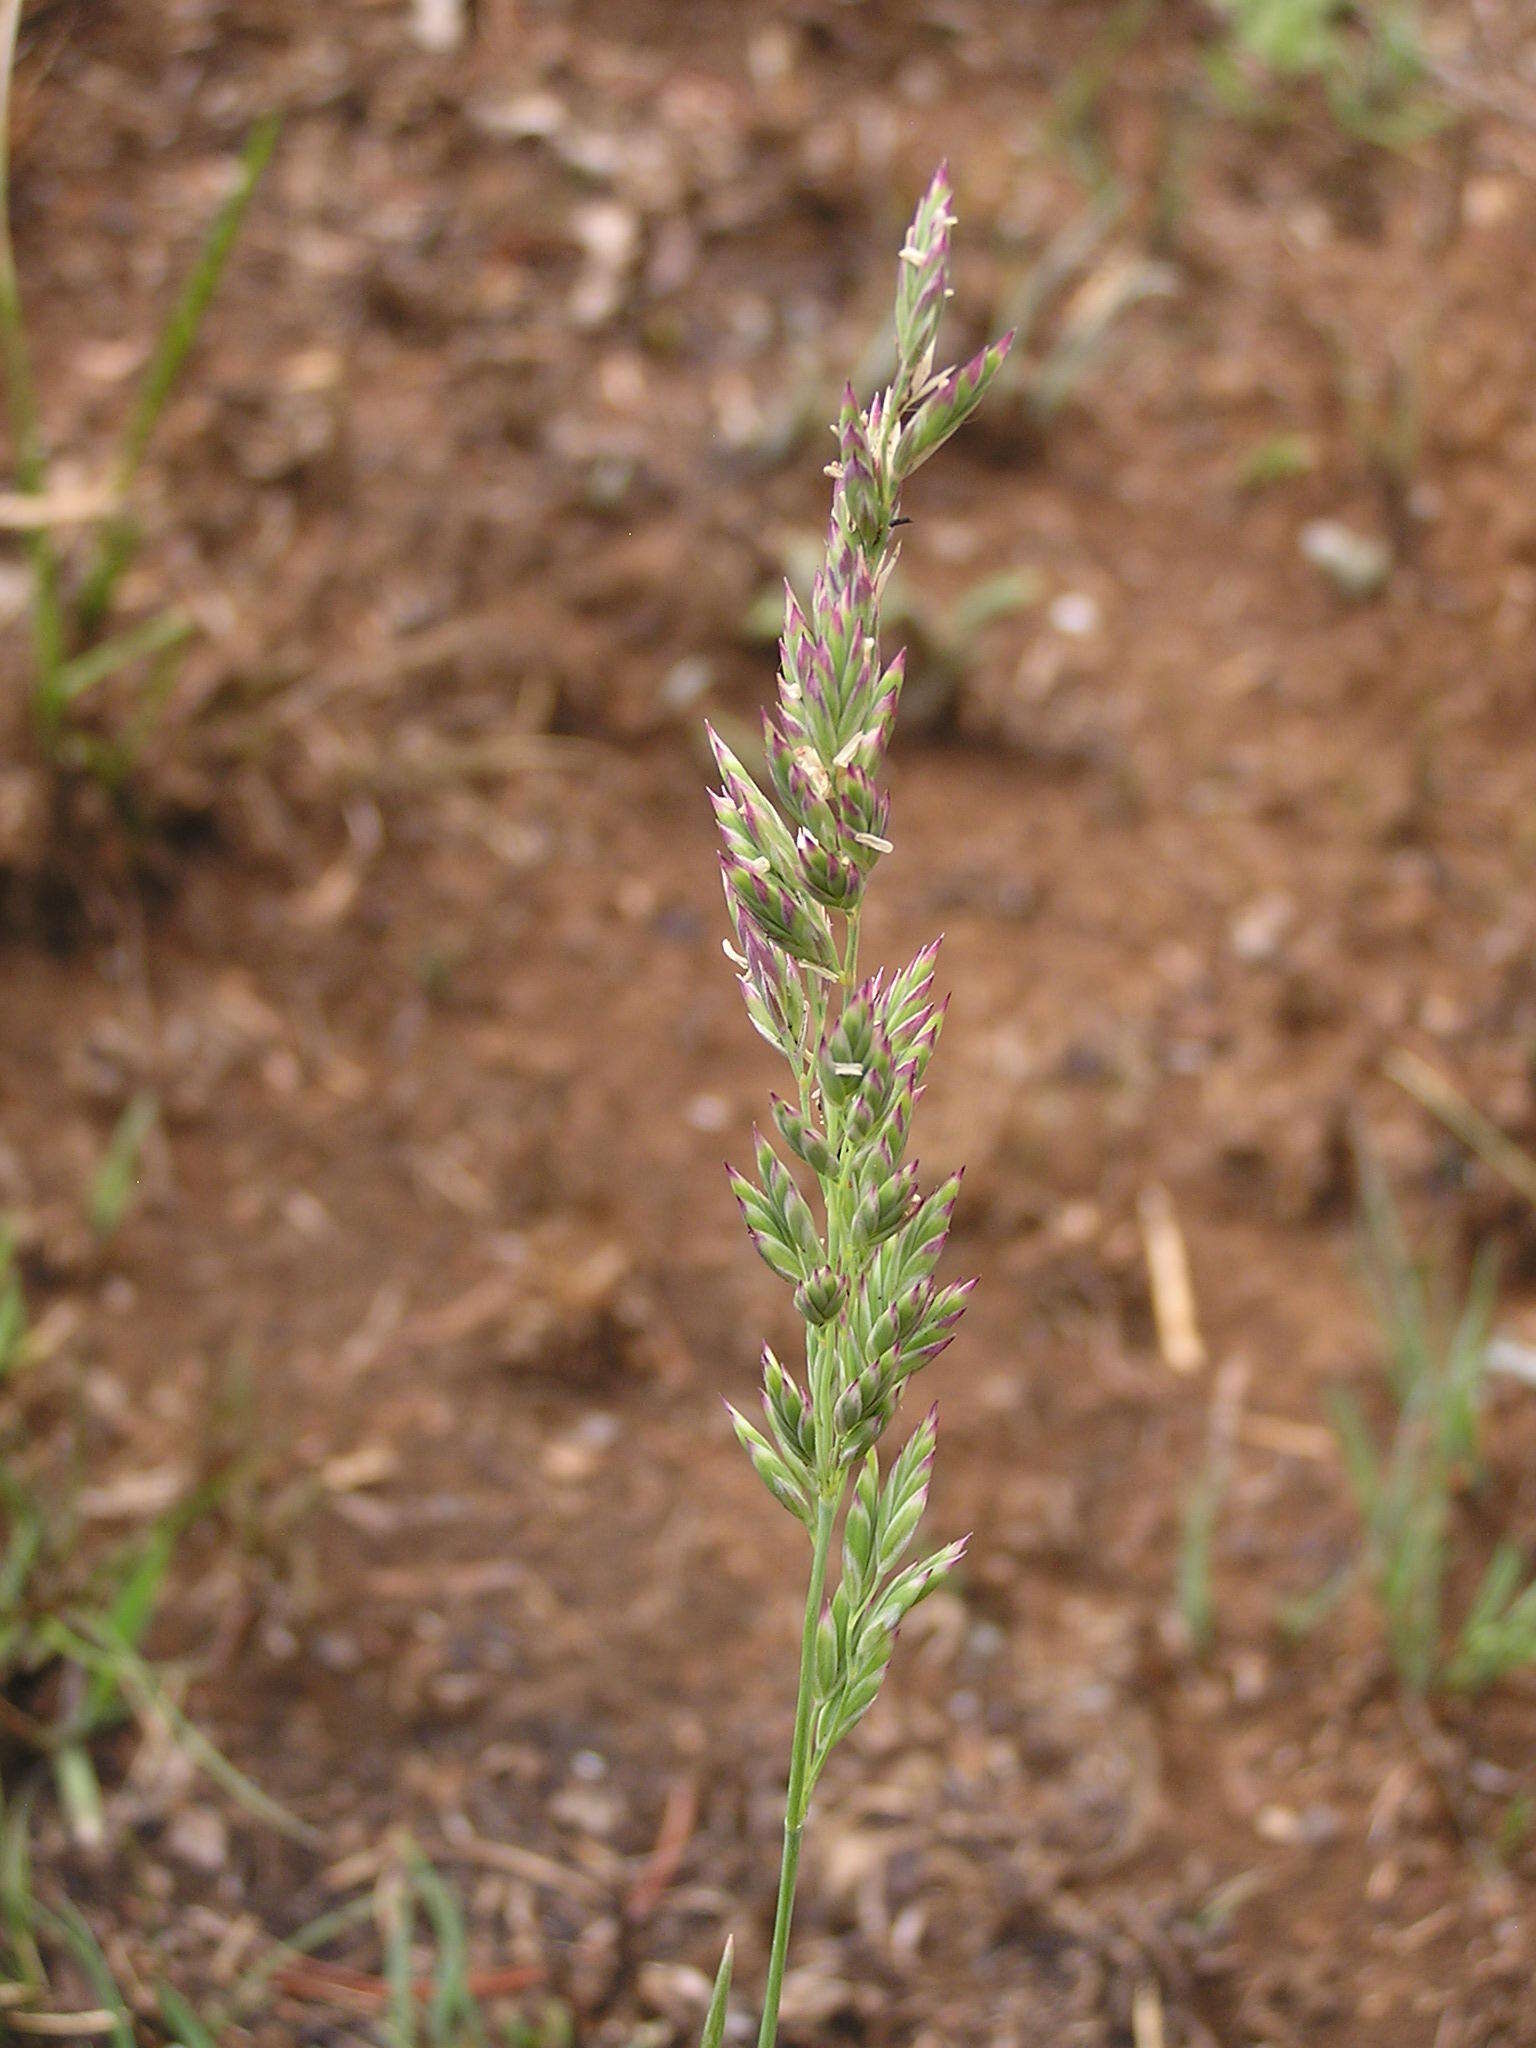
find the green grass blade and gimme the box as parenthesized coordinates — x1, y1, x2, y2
(1449, 1544, 1536, 1691)
(0, 1469, 45, 1614)
(945, 569, 1041, 644)
(1177, 1473, 1220, 1655)
(408, 1851, 485, 2047)
(89, 1092, 158, 1240)
(118, 111, 280, 485)
(30, 1897, 134, 2048)
(0, 1228, 25, 1380)
(1279, 1559, 1355, 1641)
(1327, 1386, 1381, 1523)
(54, 609, 193, 709)
(76, 1515, 175, 1734)
(226, 1893, 378, 2018)
(78, 112, 279, 631)
(1465, 1543, 1523, 1637)
(103, 1522, 176, 1653)
(698, 1937, 734, 2048)
(157, 1980, 219, 2048)
(1444, 1241, 1498, 1470)
(378, 1867, 418, 2048)
(46, 1616, 317, 1843)
(0, 1776, 43, 1984)
(52, 1743, 105, 1849)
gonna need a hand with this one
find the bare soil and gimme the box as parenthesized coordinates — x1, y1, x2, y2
(5, 2, 1536, 2043)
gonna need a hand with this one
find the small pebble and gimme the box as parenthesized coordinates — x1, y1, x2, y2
(1300, 520, 1392, 599)
(1230, 892, 1294, 965)
(660, 655, 712, 710)
(313, 1630, 363, 1673)
(167, 1807, 229, 1874)
(685, 1093, 730, 1132)
(412, 0, 465, 52)
(1049, 590, 1101, 637)
(1257, 1802, 1342, 1846)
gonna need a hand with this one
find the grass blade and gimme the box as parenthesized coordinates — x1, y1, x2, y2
(79, 113, 280, 630)
(0, 1468, 45, 1617)
(30, 1898, 134, 2048)
(378, 1865, 418, 2048)
(1177, 1473, 1220, 1655)
(408, 1849, 486, 2047)
(88, 1093, 158, 1240)
(0, 1228, 25, 1380)
(76, 1515, 175, 1735)
(0, 1777, 43, 1985)
(54, 609, 193, 709)
(1327, 1386, 1381, 1525)
(1279, 1559, 1355, 1641)
(698, 1937, 734, 2048)
(46, 1616, 317, 1844)
(156, 1981, 219, 2048)
(52, 1743, 105, 1851)
(1385, 1046, 1536, 1212)
(226, 1894, 379, 2018)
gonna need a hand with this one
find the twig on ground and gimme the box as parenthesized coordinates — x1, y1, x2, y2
(627, 1775, 699, 1922)
(1139, 1183, 1206, 1373)
(1384, 1047, 1536, 1210)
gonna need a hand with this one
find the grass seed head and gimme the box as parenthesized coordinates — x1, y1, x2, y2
(699, 163, 1008, 2048)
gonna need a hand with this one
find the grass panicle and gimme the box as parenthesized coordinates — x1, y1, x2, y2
(702, 164, 1009, 2048)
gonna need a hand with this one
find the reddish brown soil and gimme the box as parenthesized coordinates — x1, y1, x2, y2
(5, 2, 1536, 2044)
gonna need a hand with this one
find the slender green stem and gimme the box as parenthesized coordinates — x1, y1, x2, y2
(757, 1493, 837, 2048)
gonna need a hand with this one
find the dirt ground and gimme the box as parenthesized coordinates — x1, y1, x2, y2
(5, 1, 1536, 2043)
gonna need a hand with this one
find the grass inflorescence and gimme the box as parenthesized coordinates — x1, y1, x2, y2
(700, 165, 1011, 2048)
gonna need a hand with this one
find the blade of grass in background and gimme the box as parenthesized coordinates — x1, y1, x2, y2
(30, 1897, 136, 2048)
(0, 1779, 43, 1986)
(55, 611, 193, 711)
(379, 1862, 420, 2048)
(45, 1615, 317, 1843)
(1449, 1546, 1536, 1692)
(76, 111, 281, 637)
(0, 1231, 26, 1379)
(409, 1845, 488, 2048)
(156, 1981, 220, 2048)
(88, 1092, 159, 1239)
(0, 0, 276, 766)
(1317, 1141, 1536, 1693)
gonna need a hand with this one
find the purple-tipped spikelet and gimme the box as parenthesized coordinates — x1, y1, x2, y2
(699, 166, 1009, 2048)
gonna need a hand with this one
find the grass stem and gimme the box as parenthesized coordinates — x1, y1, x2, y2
(756, 1492, 837, 2048)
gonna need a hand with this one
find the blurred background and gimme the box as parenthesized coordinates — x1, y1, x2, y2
(2, 1, 1536, 2042)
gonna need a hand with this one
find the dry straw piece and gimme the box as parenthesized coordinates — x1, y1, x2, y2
(700, 165, 1013, 2048)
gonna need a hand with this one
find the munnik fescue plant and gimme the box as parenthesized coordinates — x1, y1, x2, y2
(698, 169, 1012, 2048)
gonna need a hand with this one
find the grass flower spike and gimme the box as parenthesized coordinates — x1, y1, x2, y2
(702, 165, 1012, 2048)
